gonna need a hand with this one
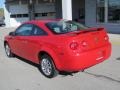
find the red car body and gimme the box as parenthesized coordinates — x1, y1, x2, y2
(4, 20, 111, 73)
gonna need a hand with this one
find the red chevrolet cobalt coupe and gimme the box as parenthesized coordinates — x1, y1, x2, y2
(4, 20, 111, 78)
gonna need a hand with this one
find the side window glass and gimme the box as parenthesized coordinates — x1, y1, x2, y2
(15, 24, 33, 36)
(32, 26, 47, 36)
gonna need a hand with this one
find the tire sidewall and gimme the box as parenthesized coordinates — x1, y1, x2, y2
(5, 43, 13, 57)
(40, 54, 57, 78)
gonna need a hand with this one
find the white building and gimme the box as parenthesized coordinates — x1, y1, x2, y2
(4, 0, 120, 33)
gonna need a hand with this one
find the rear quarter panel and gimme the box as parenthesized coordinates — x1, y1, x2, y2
(37, 35, 72, 70)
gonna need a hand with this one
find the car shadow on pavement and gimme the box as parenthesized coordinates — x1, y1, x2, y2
(15, 55, 39, 67)
(14, 55, 77, 77)
(59, 72, 77, 77)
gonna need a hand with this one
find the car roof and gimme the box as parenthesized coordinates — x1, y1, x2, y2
(24, 19, 61, 24)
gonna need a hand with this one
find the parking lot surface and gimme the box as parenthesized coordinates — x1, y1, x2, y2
(0, 27, 120, 90)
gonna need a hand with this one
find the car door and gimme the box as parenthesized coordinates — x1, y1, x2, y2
(20, 25, 48, 63)
(9, 24, 33, 58)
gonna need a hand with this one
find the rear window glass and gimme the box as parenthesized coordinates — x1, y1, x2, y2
(46, 20, 88, 34)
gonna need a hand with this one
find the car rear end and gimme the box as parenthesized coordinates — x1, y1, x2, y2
(58, 28, 111, 72)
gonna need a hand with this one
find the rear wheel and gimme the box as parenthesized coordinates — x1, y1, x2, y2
(4, 43, 14, 57)
(39, 54, 58, 78)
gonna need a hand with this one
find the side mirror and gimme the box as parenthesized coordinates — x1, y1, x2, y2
(9, 32, 15, 36)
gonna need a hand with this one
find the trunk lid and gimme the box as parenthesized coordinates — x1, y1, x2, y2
(69, 27, 109, 51)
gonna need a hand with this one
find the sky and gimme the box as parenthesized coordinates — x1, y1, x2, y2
(0, 0, 5, 8)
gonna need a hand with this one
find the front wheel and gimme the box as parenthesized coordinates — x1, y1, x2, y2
(39, 54, 58, 78)
(4, 43, 14, 57)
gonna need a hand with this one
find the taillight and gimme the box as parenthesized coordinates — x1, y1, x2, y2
(104, 36, 109, 41)
(81, 41, 88, 47)
(70, 42, 79, 50)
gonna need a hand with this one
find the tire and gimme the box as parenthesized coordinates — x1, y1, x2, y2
(4, 43, 14, 57)
(39, 54, 58, 78)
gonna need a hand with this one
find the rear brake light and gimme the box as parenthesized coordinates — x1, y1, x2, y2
(104, 36, 109, 41)
(70, 42, 79, 50)
(81, 41, 88, 47)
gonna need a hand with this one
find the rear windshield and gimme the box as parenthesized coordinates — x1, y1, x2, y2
(46, 20, 88, 34)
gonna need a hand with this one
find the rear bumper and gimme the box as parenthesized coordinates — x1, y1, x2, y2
(57, 43, 111, 72)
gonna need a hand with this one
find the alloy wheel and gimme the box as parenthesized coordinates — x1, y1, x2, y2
(41, 58, 52, 76)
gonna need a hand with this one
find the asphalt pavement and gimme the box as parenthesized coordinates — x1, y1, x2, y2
(0, 27, 120, 90)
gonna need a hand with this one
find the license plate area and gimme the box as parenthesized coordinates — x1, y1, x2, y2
(96, 51, 104, 61)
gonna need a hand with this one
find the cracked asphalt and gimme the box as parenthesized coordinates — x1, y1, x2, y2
(0, 27, 120, 90)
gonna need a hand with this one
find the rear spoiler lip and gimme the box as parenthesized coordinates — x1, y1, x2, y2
(81, 27, 105, 33)
(74, 27, 104, 34)
(66, 27, 105, 36)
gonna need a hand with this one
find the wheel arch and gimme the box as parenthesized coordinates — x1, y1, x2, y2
(38, 50, 61, 71)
